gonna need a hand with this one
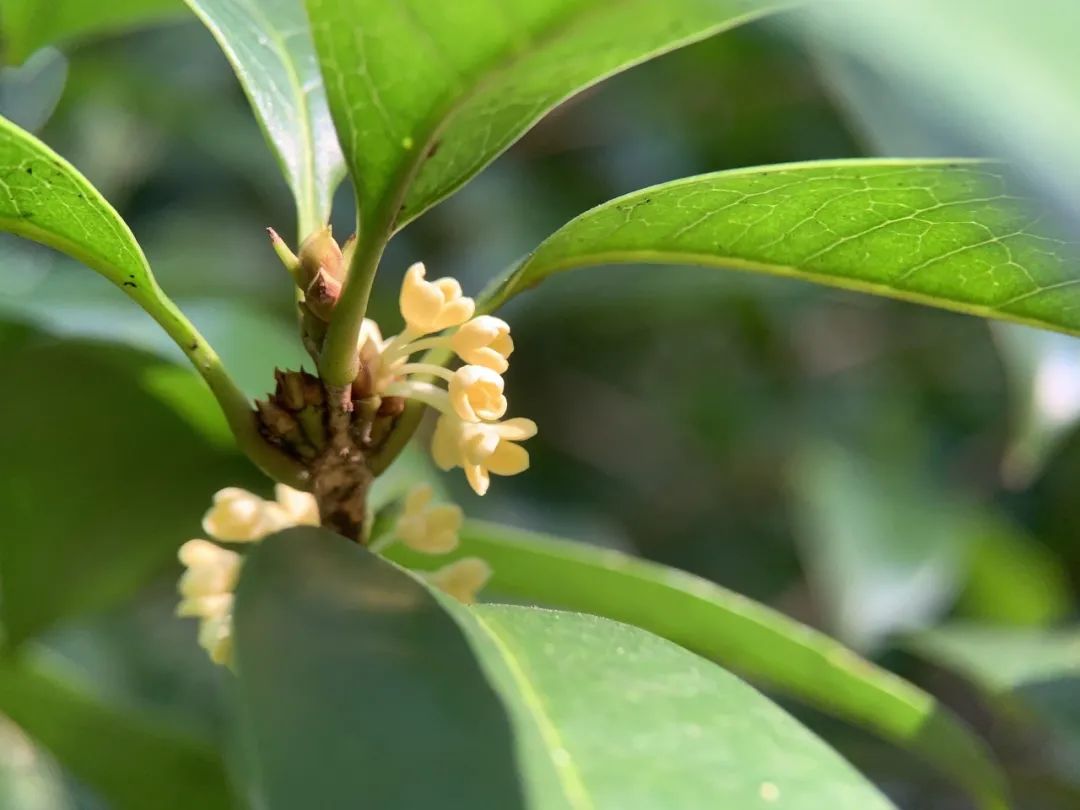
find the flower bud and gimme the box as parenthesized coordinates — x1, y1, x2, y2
(297, 226, 345, 286)
(304, 267, 343, 321)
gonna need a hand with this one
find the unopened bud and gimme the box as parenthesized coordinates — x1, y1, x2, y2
(297, 226, 344, 287)
(304, 268, 343, 321)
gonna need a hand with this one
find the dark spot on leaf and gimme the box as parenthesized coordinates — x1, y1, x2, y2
(427, 139, 442, 158)
(24, 167, 32, 175)
(122, 281, 137, 288)
(189, 342, 198, 352)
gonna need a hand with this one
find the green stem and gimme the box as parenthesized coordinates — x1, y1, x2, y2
(132, 278, 309, 489)
(319, 215, 387, 387)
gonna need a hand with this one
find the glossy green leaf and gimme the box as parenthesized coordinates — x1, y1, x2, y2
(457, 604, 895, 809)
(0, 114, 154, 291)
(481, 160, 1080, 338)
(233, 528, 526, 810)
(0, 115, 215, 361)
(792, 0, 1080, 232)
(0, 339, 256, 644)
(305, 0, 784, 235)
(0, 656, 233, 810)
(0, 116, 304, 484)
(0, 0, 185, 65)
(387, 521, 1009, 810)
(185, 0, 344, 232)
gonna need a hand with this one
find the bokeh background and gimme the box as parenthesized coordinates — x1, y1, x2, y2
(1, 4, 1078, 808)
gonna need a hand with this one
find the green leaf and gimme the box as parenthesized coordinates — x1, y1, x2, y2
(0, 114, 155, 292)
(0, 114, 214, 364)
(237, 528, 894, 809)
(305, 0, 784, 234)
(0, 339, 257, 644)
(794, 0, 1080, 231)
(232, 527, 526, 810)
(185, 0, 344, 232)
(0, 0, 185, 65)
(458, 604, 895, 809)
(0, 116, 307, 485)
(481, 160, 1080, 338)
(0, 655, 233, 810)
(387, 521, 1009, 810)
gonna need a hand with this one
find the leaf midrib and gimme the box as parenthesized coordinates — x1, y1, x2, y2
(471, 609, 595, 810)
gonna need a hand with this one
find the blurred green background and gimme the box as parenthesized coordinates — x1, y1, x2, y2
(0, 6, 1078, 809)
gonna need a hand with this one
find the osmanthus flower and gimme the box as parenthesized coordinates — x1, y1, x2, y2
(301, 255, 536, 497)
(178, 236, 534, 665)
(176, 539, 241, 665)
(393, 483, 463, 554)
(178, 482, 486, 665)
(424, 558, 493, 605)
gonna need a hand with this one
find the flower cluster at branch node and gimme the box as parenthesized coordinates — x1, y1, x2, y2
(267, 230, 536, 496)
(177, 482, 489, 666)
(367, 262, 537, 495)
(176, 484, 316, 666)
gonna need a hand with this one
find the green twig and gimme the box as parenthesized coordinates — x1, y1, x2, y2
(134, 278, 309, 489)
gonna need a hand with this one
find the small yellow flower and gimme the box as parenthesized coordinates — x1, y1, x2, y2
(181, 486, 317, 667)
(202, 485, 318, 542)
(177, 539, 241, 602)
(394, 483, 463, 554)
(176, 539, 241, 665)
(431, 414, 537, 496)
(273, 483, 320, 527)
(426, 557, 492, 604)
(197, 612, 234, 666)
(451, 316, 514, 373)
(399, 262, 475, 335)
(448, 365, 507, 422)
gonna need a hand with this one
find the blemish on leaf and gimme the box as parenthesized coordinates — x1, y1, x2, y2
(402, 135, 414, 150)
(759, 782, 780, 802)
(122, 281, 137, 288)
